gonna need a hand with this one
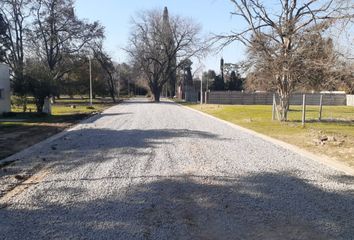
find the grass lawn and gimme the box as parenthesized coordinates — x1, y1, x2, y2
(0, 98, 117, 160)
(187, 104, 354, 168)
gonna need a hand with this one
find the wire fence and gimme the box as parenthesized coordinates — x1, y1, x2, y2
(205, 91, 354, 124)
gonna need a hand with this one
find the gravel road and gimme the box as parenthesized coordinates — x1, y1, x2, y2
(0, 98, 354, 240)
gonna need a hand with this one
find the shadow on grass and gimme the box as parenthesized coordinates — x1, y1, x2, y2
(289, 119, 354, 125)
(0, 123, 66, 160)
(0, 172, 353, 239)
(1, 112, 91, 124)
(288, 108, 319, 113)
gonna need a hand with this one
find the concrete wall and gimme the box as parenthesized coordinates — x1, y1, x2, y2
(347, 95, 354, 107)
(0, 63, 11, 113)
(206, 91, 347, 106)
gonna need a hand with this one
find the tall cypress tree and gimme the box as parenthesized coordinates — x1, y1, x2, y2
(162, 7, 177, 97)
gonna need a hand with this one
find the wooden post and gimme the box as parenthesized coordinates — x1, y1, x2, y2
(319, 94, 323, 121)
(302, 94, 306, 126)
(272, 94, 276, 121)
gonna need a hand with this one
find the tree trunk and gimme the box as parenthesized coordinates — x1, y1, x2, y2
(35, 97, 45, 113)
(279, 92, 290, 121)
(22, 96, 28, 112)
(109, 89, 116, 103)
(152, 86, 161, 102)
(277, 72, 291, 121)
(107, 76, 116, 103)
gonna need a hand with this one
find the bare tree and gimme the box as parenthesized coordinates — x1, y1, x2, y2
(126, 8, 206, 102)
(216, 0, 354, 120)
(29, 0, 104, 93)
(0, 0, 31, 110)
(92, 42, 117, 102)
(0, 0, 30, 75)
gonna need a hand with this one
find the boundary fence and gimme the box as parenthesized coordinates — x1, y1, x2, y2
(206, 91, 350, 106)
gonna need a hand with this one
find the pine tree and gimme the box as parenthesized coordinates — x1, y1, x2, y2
(227, 71, 243, 91)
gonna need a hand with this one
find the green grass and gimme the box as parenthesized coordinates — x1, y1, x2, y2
(188, 104, 354, 167)
(0, 98, 118, 160)
(189, 104, 354, 135)
(2, 98, 115, 124)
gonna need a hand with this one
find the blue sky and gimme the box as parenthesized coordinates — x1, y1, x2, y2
(75, 0, 246, 73)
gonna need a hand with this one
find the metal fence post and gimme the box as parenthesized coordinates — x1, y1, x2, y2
(319, 94, 323, 121)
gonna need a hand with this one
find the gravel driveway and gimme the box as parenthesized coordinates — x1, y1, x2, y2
(0, 98, 353, 240)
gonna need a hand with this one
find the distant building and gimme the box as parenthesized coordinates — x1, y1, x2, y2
(0, 63, 11, 114)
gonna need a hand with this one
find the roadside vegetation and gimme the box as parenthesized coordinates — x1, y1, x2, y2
(215, 0, 354, 121)
(0, 0, 144, 114)
(0, 97, 115, 160)
(187, 104, 354, 167)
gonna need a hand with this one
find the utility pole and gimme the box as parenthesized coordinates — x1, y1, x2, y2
(302, 94, 306, 126)
(319, 94, 323, 121)
(89, 56, 93, 107)
(117, 73, 120, 99)
(200, 77, 203, 105)
(272, 94, 276, 121)
(220, 57, 224, 83)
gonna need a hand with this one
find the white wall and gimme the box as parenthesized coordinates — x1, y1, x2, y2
(347, 95, 354, 107)
(0, 63, 11, 114)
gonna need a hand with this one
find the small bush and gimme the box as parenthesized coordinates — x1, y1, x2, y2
(2, 112, 17, 118)
(31, 112, 48, 118)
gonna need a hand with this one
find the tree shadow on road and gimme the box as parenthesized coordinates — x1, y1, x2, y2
(50, 128, 223, 152)
(0, 171, 353, 240)
(123, 99, 178, 105)
(0, 127, 226, 176)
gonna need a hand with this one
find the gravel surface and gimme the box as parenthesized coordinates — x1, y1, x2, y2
(0, 98, 353, 240)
